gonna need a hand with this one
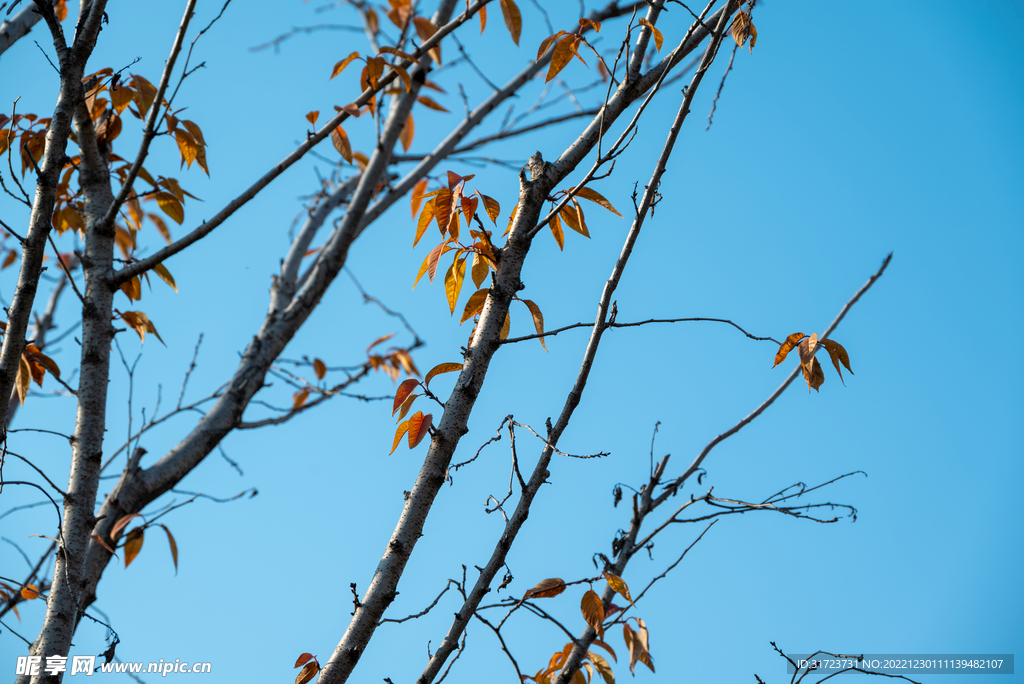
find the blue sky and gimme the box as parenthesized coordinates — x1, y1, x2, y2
(1, 1, 1022, 682)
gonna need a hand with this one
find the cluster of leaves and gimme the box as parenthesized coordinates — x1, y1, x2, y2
(0, 324, 61, 405)
(291, 333, 419, 409)
(529, 185, 622, 251)
(89, 513, 179, 573)
(522, 573, 653, 683)
(539, 19, 602, 83)
(773, 332, 852, 392)
(389, 360, 463, 453)
(729, 6, 758, 52)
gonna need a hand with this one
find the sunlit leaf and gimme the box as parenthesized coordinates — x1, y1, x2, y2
(591, 639, 617, 662)
(393, 378, 420, 414)
(295, 661, 319, 684)
(14, 355, 29, 405)
(479, 5, 487, 32)
(461, 288, 489, 325)
(293, 389, 310, 408)
(549, 212, 564, 250)
(500, 311, 510, 340)
(331, 51, 361, 79)
(407, 411, 432, 448)
(411, 178, 429, 218)
(413, 17, 441, 64)
(123, 528, 144, 568)
(294, 654, 315, 669)
(587, 651, 614, 684)
(306, 111, 319, 126)
(444, 257, 466, 314)
(19, 584, 39, 600)
(575, 187, 622, 217)
(524, 578, 566, 599)
(772, 332, 806, 367)
(602, 572, 633, 605)
(522, 299, 546, 350)
(400, 113, 415, 152)
(547, 35, 577, 82)
(638, 17, 664, 51)
(391, 419, 411, 454)
(425, 362, 463, 387)
(471, 252, 489, 289)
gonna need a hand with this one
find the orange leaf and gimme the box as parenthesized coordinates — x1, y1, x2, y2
(112, 513, 143, 537)
(575, 187, 622, 217)
(407, 411, 433, 448)
(157, 524, 178, 573)
(366, 332, 397, 353)
(415, 197, 436, 247)
(547, 35, 577, 82)
(306, 111, 319, 125)
(591, 639, 617, 662)
(479, 5, 487, 32)
(549, 212, 564, 250)
(313, 358, 327, 380)
(91, 534, 117, 556)
(294, 654, 315, 669)
(560, 200, 589, 237)
(411, 178, 429, 217)
(461, 195, 478, 228)
(479, 193, 500, 223)
(638, 18, 664, 51)
(500, 311, 510, 340)
(417, 96, 449, 113)
(123, 528, 144, 568)
(522, 299, 546, 350)
(393, 378, 420, 414)
(499, 0, 522, 45)
(396, 392, 419, 420)
(524, 578, 566, 599)
(580, 589, 605, 636)
(155, 192, 184, 224)
(2, 249, 16, 269)
(153, 263, 177, 292)
(331, 51, 360, 79)
(400, 113, 415, 152)
(181, 119, 206, 145)
(772, 332, 806, 367)
(331, 125, 353, 163)
(537, 31, 567, 60)
(293, 389, 310, 408)
(20, 584, 39, 600)
(391, 419, 411, 454)
(413, 17, 441, 64)
(461, 288, 489, 324)
(424, 362, 463, 387)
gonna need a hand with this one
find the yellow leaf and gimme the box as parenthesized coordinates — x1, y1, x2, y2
(411, 179, 429, 218)
(581, 590, 605, 637)
(123, 528, 144, 568)
(499, 0, 522, 45)
(479, 193, 500, 223)
(523, 578, 566, 599)
(587, 651, 614, 684)
(19, 584, 39, 600)
(602, 572, 633, 605)
(575, 187, 622, 217)
(444, 256, 466, 314)
(174, 129, 197, 169)
(560, 200, 589, 237)
(15, 354, 30, 405)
